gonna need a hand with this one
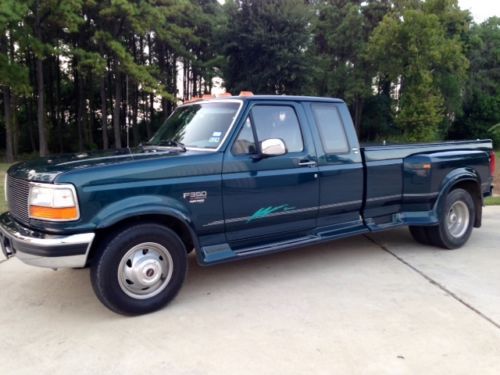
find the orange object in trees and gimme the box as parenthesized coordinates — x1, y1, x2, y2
(238, 91, 254, 97)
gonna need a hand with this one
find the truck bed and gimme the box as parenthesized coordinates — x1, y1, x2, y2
(360, 140, 493, 229)
(361, 140, 493, 160)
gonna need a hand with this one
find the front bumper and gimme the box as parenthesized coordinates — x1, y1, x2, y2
(0, 212, 95, 269)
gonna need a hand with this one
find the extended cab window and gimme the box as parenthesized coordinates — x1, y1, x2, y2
(311, 103, 349, 154)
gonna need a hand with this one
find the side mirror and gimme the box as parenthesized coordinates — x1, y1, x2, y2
(260, 138, 287, 157)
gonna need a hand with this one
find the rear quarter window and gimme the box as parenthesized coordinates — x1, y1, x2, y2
(311, 103, 349, 154)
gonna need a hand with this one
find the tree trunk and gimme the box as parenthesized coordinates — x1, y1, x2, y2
(146, 34, 154, 138)
(113, 69, 122, 149)
(148, 92, 154, 138)
(161, 97, 168, 115)
(353, 96, 363, 137)
(35, 0, 48, 156)
(74, 65, 85, 151)
(87, 73, 95, 148)
(183, 59, 189, 100)
(139, 36, 146, 141)
(25, 97, 36, 152)
(165, 53, 174, 115)
(124, 75, 129, 148)
(172, 56, 177, 110)
(1, 34, 14, 162)
(192, 70, 198, 98)
(100, 76, 108, 150)
(8, 34, 18, 158)
(55, 55, 63, 153)
(36, 57, 48, 156)
(48, 56, 57, 149)
(132, 85, 139, 146)
(3, 87, 14, 163)
(11, 93, 19, 158)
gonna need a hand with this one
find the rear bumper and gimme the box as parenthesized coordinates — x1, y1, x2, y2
(0, 212, 94, 269)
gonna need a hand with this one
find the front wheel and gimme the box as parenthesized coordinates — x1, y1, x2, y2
(90, 223, 187, 315)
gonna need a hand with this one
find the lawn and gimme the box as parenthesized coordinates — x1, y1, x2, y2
(489, 151, 500, 205)
(485, 196, 500, 206)
(0, 163, 10, 213)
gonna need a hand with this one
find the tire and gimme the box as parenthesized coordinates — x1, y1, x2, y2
(426, 188, 475, 250)
(408, 226, 431, 245)
(90, 223, 187, 315)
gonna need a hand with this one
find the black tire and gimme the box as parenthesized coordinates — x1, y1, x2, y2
(426, 188, 475, 250)
(408, 226, 431, 245)
(90, 223, 187, 315)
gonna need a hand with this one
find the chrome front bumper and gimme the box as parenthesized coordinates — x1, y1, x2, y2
(0, 212, 95, 269)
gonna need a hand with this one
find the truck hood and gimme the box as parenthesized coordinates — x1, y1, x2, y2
(7, 147, 199, 183)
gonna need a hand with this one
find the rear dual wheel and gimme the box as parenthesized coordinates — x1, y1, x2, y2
(409, 188, 475, 250)
(90, 223, 187, 315)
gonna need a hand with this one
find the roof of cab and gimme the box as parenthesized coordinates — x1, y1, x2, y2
(183, 94, 344, 105)
(229, 95, 344, 103)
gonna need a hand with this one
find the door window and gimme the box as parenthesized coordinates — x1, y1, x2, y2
(232, 105, 304, 155)
(252, 106, 303, 153)
(232, 118, 257, 155)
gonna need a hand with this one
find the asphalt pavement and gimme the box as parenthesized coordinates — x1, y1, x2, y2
(1, 207, 500, 374)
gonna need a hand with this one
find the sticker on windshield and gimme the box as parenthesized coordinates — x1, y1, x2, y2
(212, 131, 222, 137)
(208, 136, 220, 143)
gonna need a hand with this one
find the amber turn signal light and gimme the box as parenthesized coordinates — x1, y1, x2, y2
(29, 206, 79, 221)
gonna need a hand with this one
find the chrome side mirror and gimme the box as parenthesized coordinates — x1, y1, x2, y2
(260, 138, 287, 157)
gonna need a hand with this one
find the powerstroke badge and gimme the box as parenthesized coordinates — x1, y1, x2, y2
(183, 191, 207, 204)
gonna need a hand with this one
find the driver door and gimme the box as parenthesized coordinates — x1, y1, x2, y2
(222, 102, 319, 249)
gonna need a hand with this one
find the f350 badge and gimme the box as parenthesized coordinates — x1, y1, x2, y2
(183, 191, 207, 204)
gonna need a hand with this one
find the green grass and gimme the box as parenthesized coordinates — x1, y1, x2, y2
(485, 196, 500, 206)
(0, 163, 10, 213)
(490, 151, 500, 206)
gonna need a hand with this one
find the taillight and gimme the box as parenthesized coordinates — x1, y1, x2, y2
(490, 151, 496, 177)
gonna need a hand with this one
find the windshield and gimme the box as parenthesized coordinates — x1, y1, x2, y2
(148, 101, 241, 150)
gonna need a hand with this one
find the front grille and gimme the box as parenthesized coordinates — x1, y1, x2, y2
(7, 175, 30, 224)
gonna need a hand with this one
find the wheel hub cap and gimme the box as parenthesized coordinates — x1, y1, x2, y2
(118, 242, 174, 300)
(136, 259, 162, 285)
(446, 201, 469, 239)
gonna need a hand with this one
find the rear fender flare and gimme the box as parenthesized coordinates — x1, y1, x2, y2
(433, 168, 481, 224)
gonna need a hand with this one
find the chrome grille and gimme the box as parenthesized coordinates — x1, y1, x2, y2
(7, 175, 30, 224)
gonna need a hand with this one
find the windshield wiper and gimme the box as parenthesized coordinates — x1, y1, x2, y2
(146, 140, 187, 152)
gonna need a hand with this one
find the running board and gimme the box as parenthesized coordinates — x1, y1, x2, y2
(200, 235, 319, 265)
(199, 224, 369, 265)
(235, 235, 319, 257)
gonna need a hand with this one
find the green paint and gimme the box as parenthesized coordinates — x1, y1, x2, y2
(247, 204, 295, 223)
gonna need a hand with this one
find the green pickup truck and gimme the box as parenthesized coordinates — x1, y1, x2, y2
(0, 95, 495, 315)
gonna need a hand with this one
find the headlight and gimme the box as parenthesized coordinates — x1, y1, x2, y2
(29, 183, 80, 221)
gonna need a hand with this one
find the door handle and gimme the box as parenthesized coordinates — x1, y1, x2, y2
(298, 160, 317, 167)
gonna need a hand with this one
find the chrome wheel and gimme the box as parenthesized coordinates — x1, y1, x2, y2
(117, 242, 174, 300)
(446, 201, 469, 239)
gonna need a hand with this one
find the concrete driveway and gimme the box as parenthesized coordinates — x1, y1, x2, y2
(1, 207, 500, 375)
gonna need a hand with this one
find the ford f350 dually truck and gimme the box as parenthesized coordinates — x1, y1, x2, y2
(0, 95, 495, 315)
